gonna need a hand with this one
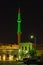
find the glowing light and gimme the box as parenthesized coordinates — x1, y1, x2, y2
(26, 50, 28, 53)
(9, 55, 13, 61)
(17, 20, 21, 22)
(16, 58, 18, 61)
(0, 56, 1, 61)
(30, 35, 34, 39)
(3, 55, 6, 61)
(17, 8, 21, 33)
(19, 49, 21, 52)
(17, 8, 21, 21)
(19, 55, 21, 59)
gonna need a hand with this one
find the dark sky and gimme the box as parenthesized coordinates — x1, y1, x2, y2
(0, 0, 43, 44)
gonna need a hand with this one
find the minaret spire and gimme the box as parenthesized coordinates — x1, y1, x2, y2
(17, 8, 21, 44)
(18, 8, 20, 13)
(17, 8, 21, 33)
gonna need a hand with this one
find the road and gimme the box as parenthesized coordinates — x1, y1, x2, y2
(0, 61, 27, 65)
(0, 61, 42, 65)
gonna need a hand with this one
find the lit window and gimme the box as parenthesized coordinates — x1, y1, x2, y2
(0, 56, 1, 60)
(3, 55, 6, 61)
(9, 55, 13, 61)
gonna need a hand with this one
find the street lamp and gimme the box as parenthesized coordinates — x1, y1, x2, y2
(30, 35, 34, 39)
(30, 35, 36, 49)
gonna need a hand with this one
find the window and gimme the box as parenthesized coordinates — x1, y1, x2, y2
(22, 46, 23, 50)
(25, 47, 27, 50)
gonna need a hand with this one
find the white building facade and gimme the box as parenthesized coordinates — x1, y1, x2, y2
(18, 42, 33, 60)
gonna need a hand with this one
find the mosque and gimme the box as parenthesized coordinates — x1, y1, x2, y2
(0, 8, 43, 61)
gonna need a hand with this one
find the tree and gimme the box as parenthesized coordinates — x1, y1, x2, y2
(29, 48, 36, 57)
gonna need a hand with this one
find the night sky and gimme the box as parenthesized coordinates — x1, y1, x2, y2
(0, 0, 43, 44)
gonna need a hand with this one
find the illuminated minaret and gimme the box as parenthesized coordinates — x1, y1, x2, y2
(17, 8, 21, 44)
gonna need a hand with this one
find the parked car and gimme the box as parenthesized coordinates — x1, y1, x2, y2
(23, 58, 28, 64)
(26, 58, 37, 65)
(23, 57, 43, 65)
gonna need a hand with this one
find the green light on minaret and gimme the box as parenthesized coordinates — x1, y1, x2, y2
(17, 8, 21, 33)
